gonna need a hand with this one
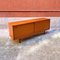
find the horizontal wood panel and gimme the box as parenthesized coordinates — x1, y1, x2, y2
(0, 11, 60, 17)
(0, 0, 60, 11)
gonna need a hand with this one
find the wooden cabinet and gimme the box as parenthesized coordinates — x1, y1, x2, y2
(8, 18, 50, 41)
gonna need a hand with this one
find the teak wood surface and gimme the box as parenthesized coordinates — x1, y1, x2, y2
(8, 18, 50, 42)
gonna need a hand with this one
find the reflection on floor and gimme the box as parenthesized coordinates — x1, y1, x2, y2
(0, 18, 60, 60)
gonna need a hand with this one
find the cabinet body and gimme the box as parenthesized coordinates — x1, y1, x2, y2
(8, 18, 50, 41)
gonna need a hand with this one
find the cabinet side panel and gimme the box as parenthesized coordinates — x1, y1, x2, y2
(8, 24, 14, 40)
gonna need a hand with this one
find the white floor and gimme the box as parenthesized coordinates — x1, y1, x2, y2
(0, 17, 60, 60)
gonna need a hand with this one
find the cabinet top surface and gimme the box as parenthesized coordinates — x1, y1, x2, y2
(8, 18, 50, 26)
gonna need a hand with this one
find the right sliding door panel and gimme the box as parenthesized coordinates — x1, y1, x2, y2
(35, 20, 50, 34)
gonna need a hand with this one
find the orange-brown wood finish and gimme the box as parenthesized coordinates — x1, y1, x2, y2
(13, 23, 34, 40)
(8, 18, 50, 41)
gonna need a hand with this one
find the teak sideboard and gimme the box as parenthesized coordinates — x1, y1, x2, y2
(8, 18, 50, 41)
